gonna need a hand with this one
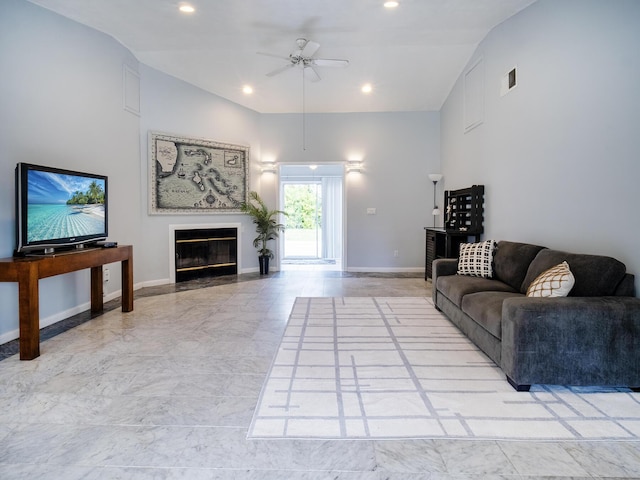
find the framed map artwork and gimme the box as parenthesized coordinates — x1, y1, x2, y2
(149, 131, 249, 214)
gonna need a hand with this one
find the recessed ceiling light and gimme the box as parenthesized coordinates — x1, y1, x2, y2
(361, 83, 373, 94)
(179, 3, 195, 13)
(384, 1, 399, 8)
(242, 85, 253, 94)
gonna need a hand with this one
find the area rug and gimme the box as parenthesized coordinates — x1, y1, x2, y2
(248, 297, 640, 440)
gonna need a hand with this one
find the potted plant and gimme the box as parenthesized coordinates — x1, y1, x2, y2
(241, 191, 286, 274)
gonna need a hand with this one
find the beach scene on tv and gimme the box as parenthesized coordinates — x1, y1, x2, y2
(27, 170, 106, 243)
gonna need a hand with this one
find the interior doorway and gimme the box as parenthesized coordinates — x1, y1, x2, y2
(279, 164, 343, 271)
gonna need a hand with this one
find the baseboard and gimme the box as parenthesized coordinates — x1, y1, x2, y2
(346, 267, 424, 273)
(0, 300, 92, 345)
(241, 267, 260, 274)
(0, 286, 132, 346)
(136, 278, 171, 288)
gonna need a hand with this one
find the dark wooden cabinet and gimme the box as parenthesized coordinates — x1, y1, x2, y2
(425, 185, 485, 280)
(425, 228, 480, 279)
(425, 228, 444, 279)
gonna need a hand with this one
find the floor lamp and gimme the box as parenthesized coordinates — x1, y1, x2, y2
(428, 173, 443, 228)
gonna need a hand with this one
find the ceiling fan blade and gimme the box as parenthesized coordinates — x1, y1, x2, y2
(301, 40, 320, 58)
(312, 58, 350, 68)
(257, 51, 291, 61)
(266, 63, 295, 77)
(304, 66, 321, 82)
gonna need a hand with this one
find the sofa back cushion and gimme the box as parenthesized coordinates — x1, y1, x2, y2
(615, 273, 636, 296)
(493, 241, 547, 292)
(522, 249, 627, 296)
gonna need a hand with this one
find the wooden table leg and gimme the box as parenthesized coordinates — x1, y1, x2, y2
(121, 255, 133, 312)
(90, 265, 104, 313)
(18, 262, 40, 360)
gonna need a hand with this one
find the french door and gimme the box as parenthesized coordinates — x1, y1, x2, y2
(279, 164, 343, 268)
(282, 182, 322, 258)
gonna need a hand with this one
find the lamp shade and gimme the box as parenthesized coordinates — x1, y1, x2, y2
(432, 207, 441, 216)
(428, 173, 443, 182)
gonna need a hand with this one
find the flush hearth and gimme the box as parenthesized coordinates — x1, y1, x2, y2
(175, 228, 237, 282)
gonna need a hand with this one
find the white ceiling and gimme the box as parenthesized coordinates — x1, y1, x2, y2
(27, 0, 537, 114)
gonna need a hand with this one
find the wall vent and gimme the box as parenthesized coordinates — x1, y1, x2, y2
(500, 66, 517, 96)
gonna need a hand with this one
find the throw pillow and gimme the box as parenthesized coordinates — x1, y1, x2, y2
(457, 240, 496, 278)
(526, 261, 575, 297)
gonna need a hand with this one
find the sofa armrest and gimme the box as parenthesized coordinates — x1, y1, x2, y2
(433, 258, 458, 278)
(501, 296, 640, 388)
(432, 258, 458, 305)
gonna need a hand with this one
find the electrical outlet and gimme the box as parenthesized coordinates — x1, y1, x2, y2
(394, 250, 399, 257)
(104, 268, 110, 282)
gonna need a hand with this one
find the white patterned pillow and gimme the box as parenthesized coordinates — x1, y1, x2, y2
(526, 261, 575, 297)
(457, 240, 496, 278)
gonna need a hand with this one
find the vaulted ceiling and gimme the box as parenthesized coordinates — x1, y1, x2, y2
(27, 0, 537, 113)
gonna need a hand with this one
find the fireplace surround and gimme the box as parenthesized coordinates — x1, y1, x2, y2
(169, 223, 242, 283)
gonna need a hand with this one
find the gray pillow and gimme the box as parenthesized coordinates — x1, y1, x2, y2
(493, 241, 546, 292)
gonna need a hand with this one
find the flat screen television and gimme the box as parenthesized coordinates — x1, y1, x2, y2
(15, 163, 108, 255)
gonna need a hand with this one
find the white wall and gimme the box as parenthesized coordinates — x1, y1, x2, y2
(137, 64, 262, 283)
(0, 1, 440, 343)
(260, 112, 441, 270)
(441, 0, 640, 290)
(7, 0, 638, 344)
(0, 0, 141, 343)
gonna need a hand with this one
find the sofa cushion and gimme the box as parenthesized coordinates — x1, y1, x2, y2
(493, 241, 547, 292)
(461, 291, 525, 340)
(522, 249, 627, 297)
(526, 261, 575, 298)
(457, 240, 497, 278)
(436, 274, 518, 307)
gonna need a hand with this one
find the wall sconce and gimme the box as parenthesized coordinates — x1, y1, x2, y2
(346, 160, 363, 173)
(261, 162, 277, 174)
(428, 173, 443, 227)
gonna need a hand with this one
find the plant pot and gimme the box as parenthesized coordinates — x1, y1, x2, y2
(259, 255, 270, 275)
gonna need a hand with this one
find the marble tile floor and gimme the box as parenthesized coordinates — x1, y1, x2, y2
(1, 270, 639, 479)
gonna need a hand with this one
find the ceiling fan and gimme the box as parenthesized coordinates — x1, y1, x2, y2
(258, 38, 349, 82)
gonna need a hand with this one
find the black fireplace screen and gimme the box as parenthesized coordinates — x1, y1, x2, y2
(175, 228, 237, 282)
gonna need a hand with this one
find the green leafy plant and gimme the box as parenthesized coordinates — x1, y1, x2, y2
(240, 191, 286, 259)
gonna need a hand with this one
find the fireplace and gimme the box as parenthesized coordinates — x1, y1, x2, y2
(174, 227, 238, 282)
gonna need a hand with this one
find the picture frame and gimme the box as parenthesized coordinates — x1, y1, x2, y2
(148, 131, 249, 214)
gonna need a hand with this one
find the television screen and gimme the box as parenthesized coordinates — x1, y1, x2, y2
(15, 163, 108, 254)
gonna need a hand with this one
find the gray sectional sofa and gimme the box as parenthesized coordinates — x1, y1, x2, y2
(432, 241, 640, 391)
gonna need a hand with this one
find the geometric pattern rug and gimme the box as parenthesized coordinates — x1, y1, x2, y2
(248, 297, 640, 441)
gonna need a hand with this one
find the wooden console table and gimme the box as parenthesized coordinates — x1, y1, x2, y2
(0, 245, 133, 360)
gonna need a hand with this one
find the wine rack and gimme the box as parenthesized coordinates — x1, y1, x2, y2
(444, 185, 484, 234)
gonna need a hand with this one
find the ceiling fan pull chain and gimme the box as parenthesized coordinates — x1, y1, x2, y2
(258, 37, 349, 151)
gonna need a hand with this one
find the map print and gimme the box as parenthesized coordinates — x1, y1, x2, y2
(149, 132, 249, 214)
